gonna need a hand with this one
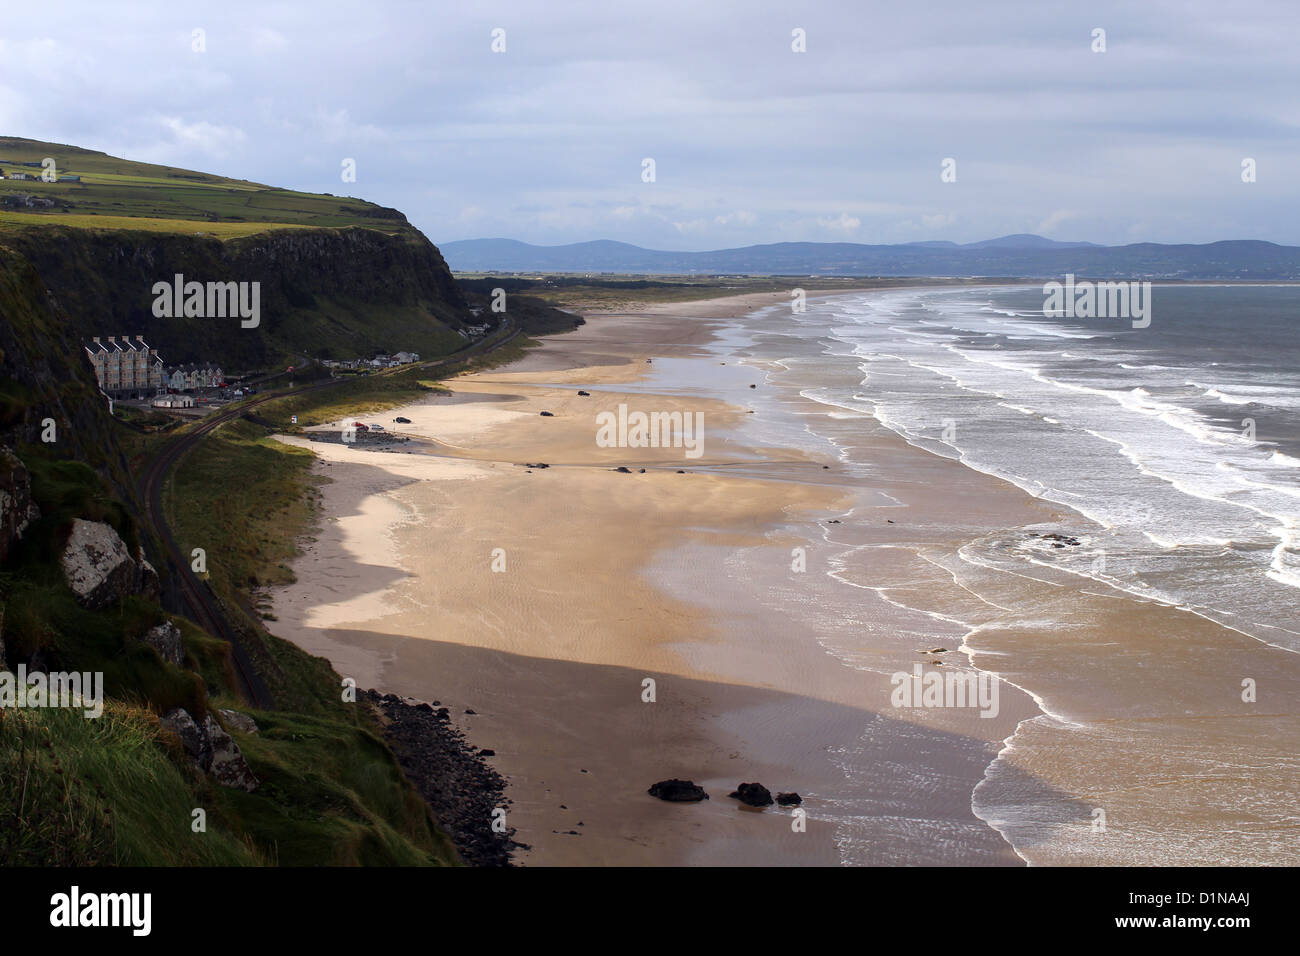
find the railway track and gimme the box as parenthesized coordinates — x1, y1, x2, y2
(135, 319, 519, 709)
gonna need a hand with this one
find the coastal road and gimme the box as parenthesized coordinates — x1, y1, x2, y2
(134, 318, 520, 709)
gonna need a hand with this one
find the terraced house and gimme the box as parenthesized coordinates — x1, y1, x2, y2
(166, 363, 224, 391)
(83, 335, 165, 398)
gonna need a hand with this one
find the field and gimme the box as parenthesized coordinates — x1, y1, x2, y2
(0, 136, 410, 237)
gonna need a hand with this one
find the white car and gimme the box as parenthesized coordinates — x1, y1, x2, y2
(368, 423, 385, 431)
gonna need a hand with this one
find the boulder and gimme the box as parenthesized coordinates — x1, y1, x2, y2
(59, 519, 139, 609)
(160, 707, 212, 769)
(205, 715, 259, 791)
(136, 555, 161, 602)
(141, 621, 184, 667)
(729, 782, 774, 807)
(160, 708, 259, 790)
(648, 778, 709, 802)
(775, 791, 802, 806)
(217, 708, 258, 735)
(0, 445, 40, 563)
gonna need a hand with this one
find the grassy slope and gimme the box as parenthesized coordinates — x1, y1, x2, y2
(0, 136, 409, 238)
(0, 446, 459, 866)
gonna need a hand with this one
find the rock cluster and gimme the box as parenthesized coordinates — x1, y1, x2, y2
(729, 782, 774, 807)
(0, 445, 39, 562)
(159, 708, 259, 791)
(648, 779, 709, 802)
(364, 690, 517, 867)
(1030, 531, 1082, 548)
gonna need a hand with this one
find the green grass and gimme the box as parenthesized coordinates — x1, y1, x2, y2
(0, 210, 327, 238)
(0, 702, 264, 866)
(0, 136, 412, 239)
(168, 417, 320, 603)
(1, 435, 460, 866)
(203, 707, 455, 865)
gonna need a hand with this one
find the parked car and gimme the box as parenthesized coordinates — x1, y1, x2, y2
(394, 416, 411, 424)
(350, 421, 369, 432)
(368, 424, 385, 431)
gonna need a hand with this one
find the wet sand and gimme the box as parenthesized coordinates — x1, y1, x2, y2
(264, 289, 1297, 867)
(266, 294, 1041, 864)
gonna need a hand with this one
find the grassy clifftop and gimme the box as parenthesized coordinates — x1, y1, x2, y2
(0, 136, 481, 370)
(0, 136, 410, 237)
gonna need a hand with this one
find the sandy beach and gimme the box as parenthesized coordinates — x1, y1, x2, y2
(266, 290, 1028, 865)
(268, 287, 1300, 866)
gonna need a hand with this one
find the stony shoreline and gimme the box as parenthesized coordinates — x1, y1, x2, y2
(363, 689, 521, 867)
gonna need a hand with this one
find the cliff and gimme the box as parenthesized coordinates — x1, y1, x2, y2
(4, 226, 474, 370)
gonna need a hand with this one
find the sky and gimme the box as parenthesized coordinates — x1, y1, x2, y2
(2, 0, 1297, 250)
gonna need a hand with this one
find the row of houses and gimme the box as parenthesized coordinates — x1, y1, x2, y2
(322, 351, 420, 371)
(167, 363, 224, 391)
(84, 336, 225, 398)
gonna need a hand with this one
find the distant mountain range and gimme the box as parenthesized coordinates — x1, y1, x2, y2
(439, 234, 1300, 279)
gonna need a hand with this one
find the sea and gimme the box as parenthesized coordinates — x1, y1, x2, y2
(654, 284, 1300, 865)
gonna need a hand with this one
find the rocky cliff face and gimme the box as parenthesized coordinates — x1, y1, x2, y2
(0, 245, 124, 476)
(0, 445, 38, 562)
(5, 225, 474, 369)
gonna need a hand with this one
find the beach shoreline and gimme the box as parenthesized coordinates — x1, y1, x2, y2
(265, 288, 1042, 865)
(266, 284, 1298, 866)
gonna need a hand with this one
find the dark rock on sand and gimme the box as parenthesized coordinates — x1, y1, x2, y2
(614, 466, 632, 473)
(648, 779, 709, 802)
(775, 792, 802, 806)
(539, 411, 554, 417)
(1039, 532, 1082, 547)
(729, 782, 774, 807)
(577, 390, 590, 396)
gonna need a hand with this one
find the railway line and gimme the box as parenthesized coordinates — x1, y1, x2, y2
(134, 318, 519, 708)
